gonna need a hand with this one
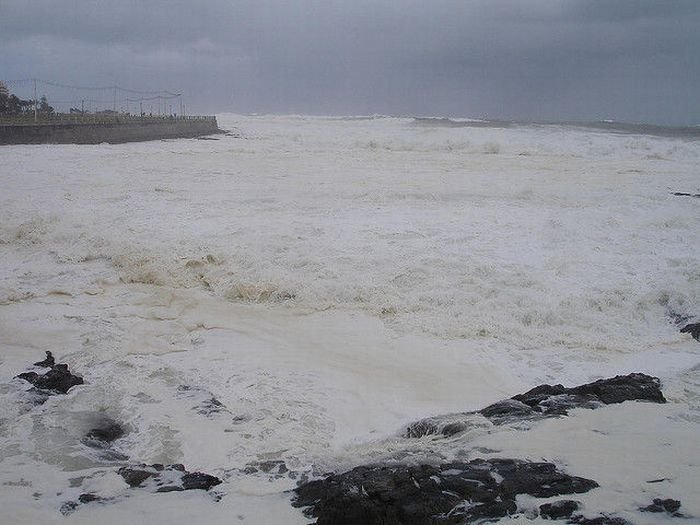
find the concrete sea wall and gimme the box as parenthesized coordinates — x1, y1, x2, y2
(0, 116, 220, 145)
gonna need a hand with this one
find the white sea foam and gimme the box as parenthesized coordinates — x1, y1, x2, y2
(1, 114, 699, 523)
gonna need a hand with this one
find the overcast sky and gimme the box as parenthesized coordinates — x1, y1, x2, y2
(2, 0, 699, 124)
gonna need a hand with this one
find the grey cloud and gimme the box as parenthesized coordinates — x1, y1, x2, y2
(1, 0, 698, 123)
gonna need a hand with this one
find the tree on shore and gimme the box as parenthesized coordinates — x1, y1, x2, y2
(0, 81, 38, 116)
(0, 81, 10, 113)
(39, 95, 54, 115)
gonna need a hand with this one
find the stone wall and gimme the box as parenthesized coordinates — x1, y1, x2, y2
(0, 117, 220, 145)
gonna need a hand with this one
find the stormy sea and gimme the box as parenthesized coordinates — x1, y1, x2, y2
(1, 114, 699, 524)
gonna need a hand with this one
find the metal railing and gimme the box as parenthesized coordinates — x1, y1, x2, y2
(0, 114, 216, 126)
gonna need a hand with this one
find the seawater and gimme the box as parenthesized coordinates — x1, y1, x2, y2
(1, 114, 699, 523)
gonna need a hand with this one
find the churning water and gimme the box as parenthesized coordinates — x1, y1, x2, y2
(1, 114, 699, 523)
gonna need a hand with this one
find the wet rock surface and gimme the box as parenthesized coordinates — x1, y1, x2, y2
(672, 191, 700, 198)
(118, 463, 222, 493)
(60, 493, 111, 515)
(33, 351, 55, 368)
(568, 516, 633, 525)
(9, 355, 677, 523)
(680, 322, 700, 341)
(16, 362, 84, 395)
(407, 373, 665, 437)
(83, 419, 126, 448)
(539, 499, 580, 519)
(640, 497, 682, 516)
(81, 417, 129, 461)
(293, 458, 598, 525)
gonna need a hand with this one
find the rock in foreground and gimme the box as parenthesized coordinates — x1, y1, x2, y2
(33, 351, 56, 368)
(118, 463, 222, 493)
(539, 499, 580, 519)
(293, 458, 598, 525)
(641, 497, 682, 516)
(62, 464, 223, 514)
(680, 322, 700, 341)
(82, 418, 129, 461)
(16, 363, 83, 395)
(408, 373, 665, 437)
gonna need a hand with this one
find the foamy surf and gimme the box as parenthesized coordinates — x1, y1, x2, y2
(1, 114, 699, 523)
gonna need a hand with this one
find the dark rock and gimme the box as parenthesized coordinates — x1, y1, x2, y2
(405, 419, 441, 438)
(33, 351, 55, 368)
(672, 192, 700, 198)
(16, 363, 83, 394)
(540, 500, 580, 519)
(681, 322, 700, 341)
(641, 497, 682, 514)
(78, 493, 102, 504)
(569, 516, 633, 525)
(408, 373, 665, 438)
(242, 459, 294, 481)
(82, 418, 129, 460)
(83, 420, 125, 448)
(441, 421, 469, 437)
(118, 463, 222, 492)
(182, 472, 223, 491)
(480, 399, 535, 420)
(564, 373, 666, 405)
(492, 459, 598, 498)
(293, 458, 598, 525)
(512, 383, 568, 405)
(60, 493, 107, 514)
(156, 485, 185, 493)
(118, 466, 155, 487)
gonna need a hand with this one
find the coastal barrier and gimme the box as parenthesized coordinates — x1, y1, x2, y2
(0, 115, 220, 145)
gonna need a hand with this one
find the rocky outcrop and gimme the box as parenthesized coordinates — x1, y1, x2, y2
(407, 373, 665, 437)
(60, 493, 109, 514)
(539, 500, 580, 519)
(294, 374, 671, 524)
(33, 351, 55, 368)
(568, 516, 633, 525)
(16, 363, 83, 395)
(62, 464, 222, 514)
(680, 322, 700, 341)
(83, 421, 125, 447)
(82, 417, 128, 461)
(293, 459, 598, 525)
(118, 463, 222, 493)
(640, 498, 682, 516)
